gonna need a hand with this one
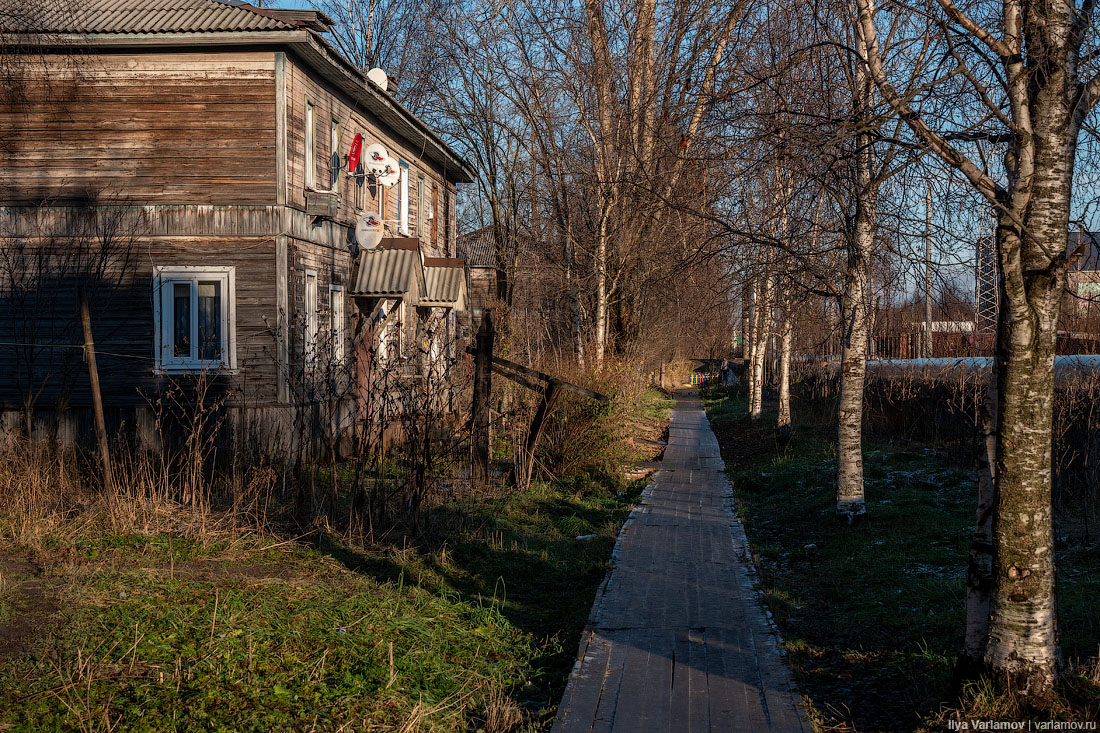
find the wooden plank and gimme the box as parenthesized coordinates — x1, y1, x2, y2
(552, 393, 807, 733)
(517, 379, 561, 489)
(463, 345, 609, 403)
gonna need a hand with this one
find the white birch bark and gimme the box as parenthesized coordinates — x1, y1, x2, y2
(852, 0, 1087, 699)
(750, 273, 772, 420)
(835, 19, 876, 521)
(835, 201, 872, 520)
(777, 292, 793, 442)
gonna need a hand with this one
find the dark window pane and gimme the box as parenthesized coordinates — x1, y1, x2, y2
(173, 283, 191, 357)
(197, 281, 221, 361)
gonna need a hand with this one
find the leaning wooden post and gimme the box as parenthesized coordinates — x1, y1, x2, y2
(518, 379, 562, 490)
(471, 310, 494, 484)
(79, 288, 114, 492)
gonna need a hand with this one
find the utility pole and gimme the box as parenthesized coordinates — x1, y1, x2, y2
(924, 184, 934, 358)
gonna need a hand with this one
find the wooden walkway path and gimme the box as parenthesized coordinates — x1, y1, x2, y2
(552, 391, 808, 732)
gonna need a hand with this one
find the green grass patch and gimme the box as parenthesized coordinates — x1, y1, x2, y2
(702, 389, 1100, 731)
(0, 479, 644, 731)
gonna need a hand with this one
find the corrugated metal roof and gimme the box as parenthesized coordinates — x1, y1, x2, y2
(352, 246, 422, 300)
(9, 0, 299, 34)
(421, 259, 467, 310)
(457, 226, 497, 268)
(456, 226, 533, 269)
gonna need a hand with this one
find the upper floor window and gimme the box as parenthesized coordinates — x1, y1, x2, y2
(305, 101, 316, 189)
(329, 118, 341, 191)
(354, 130, 366, 210)
(330, 285, 346, 363)
(431, 184, 438, 245)
(304, 270, 318, 366)
(416, 173, 426, 241)
(154, 266, 235, 372)
(398, 162, 410, 236)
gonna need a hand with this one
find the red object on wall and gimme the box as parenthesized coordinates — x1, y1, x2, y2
(348, 133, 363, 172)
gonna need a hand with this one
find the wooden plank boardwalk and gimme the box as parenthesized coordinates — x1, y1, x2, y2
(552, 390, 808, 732)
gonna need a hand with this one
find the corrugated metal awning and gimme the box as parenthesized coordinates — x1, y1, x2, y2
(421, 258, 467, 310)
(352, 240, 424, 302)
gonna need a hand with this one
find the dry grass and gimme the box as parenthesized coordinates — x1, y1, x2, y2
(0, 437, 282, 551)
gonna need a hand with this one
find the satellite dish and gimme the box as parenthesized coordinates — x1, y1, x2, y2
(364, 143, 388, 174)
(330, 152, 340, 187)
(348, 133, 363, 172)
(355, 212, 384, 250)
(367, 67, 389, 92)
(378, 156, 399, 187)
(354, 159, 366, 187)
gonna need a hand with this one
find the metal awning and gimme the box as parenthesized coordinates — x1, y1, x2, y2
(351, 238, 424, 302)
(421, 258, 467, 311)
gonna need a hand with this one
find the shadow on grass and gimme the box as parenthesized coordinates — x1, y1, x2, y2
(310, 480, 643, 717)
(702, 387, 1100, 731)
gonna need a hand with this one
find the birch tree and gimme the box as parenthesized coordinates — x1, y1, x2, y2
(852, 0, 1100, 703)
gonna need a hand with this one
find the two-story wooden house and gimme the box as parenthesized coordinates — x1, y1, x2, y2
(0, 0, 474, 451)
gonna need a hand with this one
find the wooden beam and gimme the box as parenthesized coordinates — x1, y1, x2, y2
(470, 311, 494, 484)
(516, 379, 562, 490)
(464, 346, 609, 403)
(488, 360, 546, 394)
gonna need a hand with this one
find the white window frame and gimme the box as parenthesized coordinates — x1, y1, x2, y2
(330, 285, 346, 364)
(304, 270, 318, 367)
(398, 161, 410, 235)
(305, 101, 316, 189)
(153, 266, 236, 372)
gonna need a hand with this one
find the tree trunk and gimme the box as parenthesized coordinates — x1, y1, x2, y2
(594, 211, 610, 367)
(741, 281, 752, 364)
(984, 217, 1066, 703)
(836, 189, 873, 521)
(564, 219, 585, 369)
(777, 293, 793, 442)
(749, 274, 772, 420)
(960, 350, 997, 678)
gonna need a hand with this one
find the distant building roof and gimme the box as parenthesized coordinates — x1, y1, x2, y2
(457, 227, 496, 268)
(457, 225, 533, 269)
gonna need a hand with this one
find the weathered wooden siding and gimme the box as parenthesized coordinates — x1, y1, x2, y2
(0, 52, 277, 205)
(283, 56, 456, 256)
(468, 268, 496, 316)
(0, 233, 279, 411)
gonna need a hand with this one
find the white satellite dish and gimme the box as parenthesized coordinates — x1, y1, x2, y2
(378, 156, 400, 187)
(364, 143, 388, 174)
(355, 211, 384, 250)
(367, 67, 389, 92)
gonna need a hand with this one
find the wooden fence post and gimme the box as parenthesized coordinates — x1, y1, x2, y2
(471, 310, 494, 483)
(79, 289, 114, 492)
(517, 379, 562, 490)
